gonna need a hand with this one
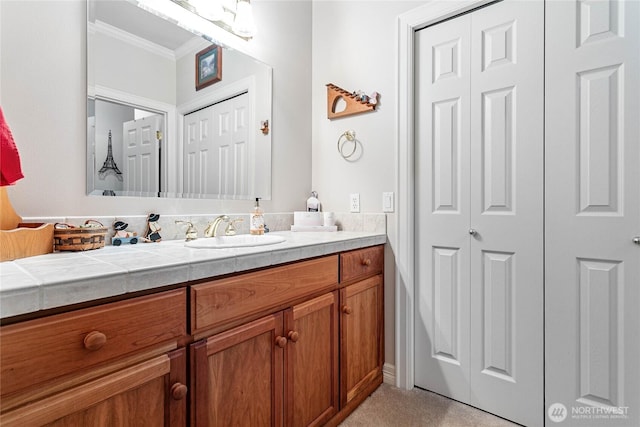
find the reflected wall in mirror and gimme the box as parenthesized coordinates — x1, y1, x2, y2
(87, 0, 272, 199)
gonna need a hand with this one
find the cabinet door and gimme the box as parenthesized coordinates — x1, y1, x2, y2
(340, 275, 383, 406)
(0, 349, 187, 427)
(285, 292, 339, 427)
(191, 313, 285, 427)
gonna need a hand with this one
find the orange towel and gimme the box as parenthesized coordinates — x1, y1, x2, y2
(0, 106, 24, 186)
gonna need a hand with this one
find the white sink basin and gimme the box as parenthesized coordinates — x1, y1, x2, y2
(185, 234, 286, 249)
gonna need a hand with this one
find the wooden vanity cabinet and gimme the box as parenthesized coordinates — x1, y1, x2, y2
(189, 257, 340, 427)
(0, 289, 188, 427)
(191, 312, 285, 426)
(0, 245, 384, 426)
(338, 246, 384, 410)
(191, 292, 339, 427)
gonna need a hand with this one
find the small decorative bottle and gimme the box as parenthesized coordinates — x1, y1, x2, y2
(307, 191, 320, 212)
(250, 197, 265, 235)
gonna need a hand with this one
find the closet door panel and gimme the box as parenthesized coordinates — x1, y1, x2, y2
(414, 14, 472, 403)
(546, 1, 640, 425)
(183, 108, 211, 196)
(469, 2, 544, 426)
(182, 93, 250, 199)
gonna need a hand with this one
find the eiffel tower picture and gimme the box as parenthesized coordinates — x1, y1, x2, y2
(98, 130, 123, 181)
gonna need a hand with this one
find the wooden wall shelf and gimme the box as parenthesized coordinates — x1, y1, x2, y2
(326, 83, 377, 119)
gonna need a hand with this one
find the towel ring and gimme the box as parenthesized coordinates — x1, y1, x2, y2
(337, 130, 357, 159)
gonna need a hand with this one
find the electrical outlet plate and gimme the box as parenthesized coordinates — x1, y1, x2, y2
(350, 193, 360, 213)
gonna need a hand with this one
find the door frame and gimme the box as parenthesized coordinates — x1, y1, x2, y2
(92, 85, 175, 196)
(395, 0, 496, 390)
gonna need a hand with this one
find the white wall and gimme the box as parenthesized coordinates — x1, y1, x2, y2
(1, 0, 415, 369)
(311, 0, 421, 367)
(0, 0, 312, 217)
(92, 27, 176, 105)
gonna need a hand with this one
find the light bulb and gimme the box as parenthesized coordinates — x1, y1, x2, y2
(232, 0, 256, 38)
(189, 0, 224, 21)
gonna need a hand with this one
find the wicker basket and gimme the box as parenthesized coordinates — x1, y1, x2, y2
(54, 220, 107, 251)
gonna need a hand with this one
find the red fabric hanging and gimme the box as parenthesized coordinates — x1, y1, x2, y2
(0, 106, 24, 186)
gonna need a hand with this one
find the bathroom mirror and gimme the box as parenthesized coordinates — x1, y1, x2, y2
(87, 0, 272, 199)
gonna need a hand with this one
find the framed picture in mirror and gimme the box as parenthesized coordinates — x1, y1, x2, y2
(196, 44, 222, 91)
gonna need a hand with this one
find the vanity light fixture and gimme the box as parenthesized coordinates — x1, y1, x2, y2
(188, 0, 224, 22)
(186, 0, 256, 38)
(232, 0, 257, 38)
(137, 0, 256, 43)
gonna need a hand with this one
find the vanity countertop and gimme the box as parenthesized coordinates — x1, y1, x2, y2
(0, 231, 386, 320)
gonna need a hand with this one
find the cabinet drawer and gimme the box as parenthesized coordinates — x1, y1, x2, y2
(340, 245, 384, 283)
(191, 256, 338, 335)
(0, 289, 186, 397)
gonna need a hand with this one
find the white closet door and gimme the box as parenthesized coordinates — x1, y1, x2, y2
(468, 2, 544, 426)
(183, 107, 211, 197)
(415, 1, 543, 425)
(122, 115, 161, 197)
(546, 1, 640, 425)
(415, 14, 472, 403)
(211, 93, 250, 199)
(183, 93, 250, 199)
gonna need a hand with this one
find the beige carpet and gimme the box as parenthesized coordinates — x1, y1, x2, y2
(339, 383, 519, 427)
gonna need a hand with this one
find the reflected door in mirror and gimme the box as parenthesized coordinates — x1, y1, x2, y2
(122, 115, 163, 197)
(184, 93, 250, 199)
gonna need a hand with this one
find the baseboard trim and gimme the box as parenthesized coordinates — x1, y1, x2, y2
(383, 363, 396, 385)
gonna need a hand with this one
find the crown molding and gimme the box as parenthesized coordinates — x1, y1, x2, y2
(91, 20, 176, 61)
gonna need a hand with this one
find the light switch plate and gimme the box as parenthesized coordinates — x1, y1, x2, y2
(350, 193, 360, 213)
(382, 192, 394, 212)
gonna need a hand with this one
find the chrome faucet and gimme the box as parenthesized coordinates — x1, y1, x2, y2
(204, 215, 229, 238)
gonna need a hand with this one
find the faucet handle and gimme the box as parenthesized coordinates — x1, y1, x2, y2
(175, 220, 198, 241)
(225, 218, 244, 236)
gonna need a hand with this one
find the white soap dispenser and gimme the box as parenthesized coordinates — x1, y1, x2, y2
(306, 191, 320, 212)
(250, 197, 265, 235)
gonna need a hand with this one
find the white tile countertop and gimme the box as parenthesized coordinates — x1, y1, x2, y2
(0, 231, 386, 319)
